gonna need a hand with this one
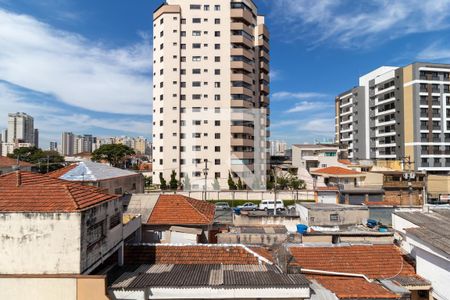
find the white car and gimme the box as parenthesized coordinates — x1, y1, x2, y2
(237, 202, 258, 211)
(259, 199, 285, 211)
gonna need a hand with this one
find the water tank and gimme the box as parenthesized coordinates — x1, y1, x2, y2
(296, 224, 308, 234)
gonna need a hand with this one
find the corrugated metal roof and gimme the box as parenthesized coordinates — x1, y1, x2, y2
(110, 264, 309, 289)
(59, 161, 138, 181)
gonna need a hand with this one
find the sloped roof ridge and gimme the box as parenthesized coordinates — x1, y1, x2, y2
(63, 185, 80, 210)
(184, 196, 213, 223)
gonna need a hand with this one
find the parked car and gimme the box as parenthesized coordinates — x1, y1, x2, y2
(259, 199, 285, 211)
(215, 202, 231, 210)
(237, 202, 258, 211)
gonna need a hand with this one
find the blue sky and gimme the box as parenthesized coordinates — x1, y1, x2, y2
(1, 0, 450, 148)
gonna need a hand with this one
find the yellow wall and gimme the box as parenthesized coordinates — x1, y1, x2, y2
(403, 65, 415, 169)
(427, 175, 450, 196)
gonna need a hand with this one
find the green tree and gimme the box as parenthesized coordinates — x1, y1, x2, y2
(8, 147, 65, 173)
(290, 177, 306, 190)
(228, 172, 237, 190)
(212, 177, 220, 191)
(237, 177, 244, 190)
(169, 170, 178, 190)
(91, 144, 135, 167)
(144, 175, 152, 188)
(276, 175, 290, 190)
(183, 174, 191, 191)
(159, 173, 167, 190)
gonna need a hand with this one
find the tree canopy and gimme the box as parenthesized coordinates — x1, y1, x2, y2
(8, 146, 65, 173)
(91, 144, 135, 167)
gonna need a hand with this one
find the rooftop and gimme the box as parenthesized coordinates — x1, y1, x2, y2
(48, 161, 139, 181)
(147, 194, 215, 226)
(0, 156, 33, 168)
(311, 166, 364, 177)
(300, 203, 368, 211)
(395, 209, 450, 255)
(0, 171, 118, 212)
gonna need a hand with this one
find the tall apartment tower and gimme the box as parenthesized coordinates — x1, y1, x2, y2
(152, 0, 270, 189)
(7, 112, 35, 144)
(61, 132, 75, 156)
(336, 62, 450, 173)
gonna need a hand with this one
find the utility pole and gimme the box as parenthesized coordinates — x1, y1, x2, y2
(46, 155, 50, 174)
(401, 156, 414, 206)
(273, 165, 277, 216)
(203, 159, 209, 201)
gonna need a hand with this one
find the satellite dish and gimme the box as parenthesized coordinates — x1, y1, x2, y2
(403, 173, 409, 180)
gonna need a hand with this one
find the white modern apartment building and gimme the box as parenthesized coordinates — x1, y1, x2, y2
(152, 0, 270, 190)
(1, 112, 37, 156)
(336, 62, 450, 173)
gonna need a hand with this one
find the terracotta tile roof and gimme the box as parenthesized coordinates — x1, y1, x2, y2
(0, 156, 33, 168)
(312, 166, 362, 176)
(47, 164, 78, 178)
(147, 194, 215, 225)
(289, 245, 420, 299)
(312, 277, 398, 299)
(289, 244, 416, 279)
(338, 159, 353, 165)
(124, 244, 271, 265)
(0, 171, 118, 212)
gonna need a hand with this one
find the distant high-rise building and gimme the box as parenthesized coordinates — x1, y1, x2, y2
(270, 140, 287, 156)
(49, 141, 58, 152)
(61, 132, 75, 156)
(1, 129, 7, 143)
(7, 112, 35, 144)
(34, 129, 39, 148)
(152, 0, 270, 189)
(336, 62, 450, 173)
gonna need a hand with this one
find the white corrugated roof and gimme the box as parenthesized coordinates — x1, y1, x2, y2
(60, 161, 138, 181)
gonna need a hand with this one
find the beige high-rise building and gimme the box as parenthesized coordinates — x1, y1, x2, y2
(152, 0, 270, 190)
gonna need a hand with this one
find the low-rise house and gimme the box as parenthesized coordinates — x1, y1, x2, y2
(0, 171, 124, 275)
(296, 203, 369, 227)
(126, 194, 216, 243)
(393, 209, 450, 300)
(217, 225, 288, 246)
(0, 156, 32, 174)
(285, 244, 431, 300)
(49, 160, 144, 195)
(108, 244, 311, 299)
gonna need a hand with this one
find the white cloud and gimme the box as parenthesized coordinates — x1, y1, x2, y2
(272, 91, 328, 101)
(301, 118, 335, 133)
(417, 41, 450, 62)
(269, 0, 450, 48)
(0, 9, 153, 115)
(286, 101, 318, 113)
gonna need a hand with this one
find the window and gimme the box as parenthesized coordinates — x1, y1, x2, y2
(193, 120, 201, 125)
(193, 81, 201, 87)
(192, 145, 201, 151)
(109, 213, 121, 229)
(214, 107, 221, 113)
(214, 5, 221, 11)
(181, 44, 186, 49)
(215, 146, 221, 152)
(160, 18, 164, 24)
(192, 107, 201, 112)
(192, 132, 201, 138)
(193, 18, 201, 23)
(190, 4, 201, 9)
(214, 69, 220, 75)
(193, 171, 201, 177)
(214, 31, 221, 37)
(180, 95, 186, 100)
(215, 120, 221, 126)
(193, 56, 201, 61)
(160, 43, 164, 49)
(193, 69, 201, 74)
(87, 220, 106, 247)
(204, 5, 210, 11)
(215, 44, 221, 49)
(330, 214, 339, 221)
(181, 31, 186, 37)
(181, 18, 186, 24)
(193, 31, 201, 36)
(159, 69, 163, 75)
(215, 133, 221, 139)
(214, 95, 221, 101)
(214, 82, 221, 88)
(214, 56, 221, 62)
(180, 82, 186, 88)
(193, 43, 201, 49)
(193, 94, 201, 100)
(160, 31, 164, 37)
(214, 18, 220, 24)
(215, 172, 221, 178)
(181, 69, 186, 75)
(181, 56, 186, 62)
(215, 159, 220, 165)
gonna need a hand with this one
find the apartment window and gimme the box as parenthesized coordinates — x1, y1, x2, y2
(215, 95, 221, 101)
(193, 94, 201, 100)
(181, 69, 186, 75)
(180, 146, 185, 152)
(159, 69, 163, 75)
(160, 18, 164, 24)
(192, 107, 201, 112)
(214, 107, 221, 113)
(215, 120, 221, 126)
(190, 4, 201, 9)
(159, 159, 163, 164)
(180, 82, 186, 88)
(180, 159, 185, 165)
(159, 56, 163, 62)
(214, 18, 220, 24)
(193, 69, 201, 74)
(193, 31, 201, 36)
(193, 56, 201, 61)
(192, 133, 201, 138)
(193, 81, 201, 87)
(214, 44, 220, 49)
(87, 221, 106, 247)
(193, 120, 201, 125)
(214, 31, 220, 37)
(159, 120, 163, 126)
(172, 29, 177, 33)
(159, 82, 163, 88)
(192, 145, 201, 151)
(215, 172, 221, 178)
(180, 95, 186, 101)
(159, 95, 163, 101)
(181, 44, 186, 49)
(214, 69, 220, 75)
(109, 213, 121, 229)
(215, 159, 220, 165)
(215, 146, 221, 152)
(214, 5, 221, 11)
(214, 56, 221, 62)
(160, 31, 164, 37)
(180, 133, 186, 138)
(160, 43, 164, 49)
(181, 18, 186, 24)
(193, 43, 201, 49)
(204, 4, 210, 11)
(193, 18, 201, 23)
(215, 133, 221, 139)
(172, 132, 177, 136)
(181, 56, 186, 62)
(193, 171, 201, 177)
(159, 107, 163, 113)
(173, 17, 177, 20)
(181, 31, 186, 37)
(214, 82, 221, 88)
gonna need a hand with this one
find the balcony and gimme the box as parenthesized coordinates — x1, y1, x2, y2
(230, 22, 254, 37)
(383, 181, 425, 189)
(231, 86, 253, 97)
(231, 47, 254, 60)
(231, 151, 255, 159)
(231, 35, 253, 48)
(231, 125, 254, 135)
(259, 49, 270, 61)
(260, 61, 269, 72)
(231, 138, 255, 147)
(231, 60, 253, 73)
(231, 8, 254, 23)
(256, 38, 270, 50)
(231, 99, 253, 109)
(260, 83, 269, 94)
(231, 73, 253, 85)
(260, 72, 269, 82)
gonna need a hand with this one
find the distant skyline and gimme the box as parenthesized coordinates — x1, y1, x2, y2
(2, 0, 450, 147)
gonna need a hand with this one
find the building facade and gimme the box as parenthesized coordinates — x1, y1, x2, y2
(152, 0, 270, 190)
(336, 62, 450, 173)
(1, 112, 38, 156)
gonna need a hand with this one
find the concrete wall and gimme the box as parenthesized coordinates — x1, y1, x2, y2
(157, 190, 316, 201)
(0, 212, 82, 274)
(427, 175, 450, 196)
(415, 247, 450, 300)
(295, 204, 368, 227)
(0, 276, 109, 300)
(80, 198, 124, 273)
(233, 215, 300, 232)
(217, 232, 288, 246)
(98, 174, 144, 195)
